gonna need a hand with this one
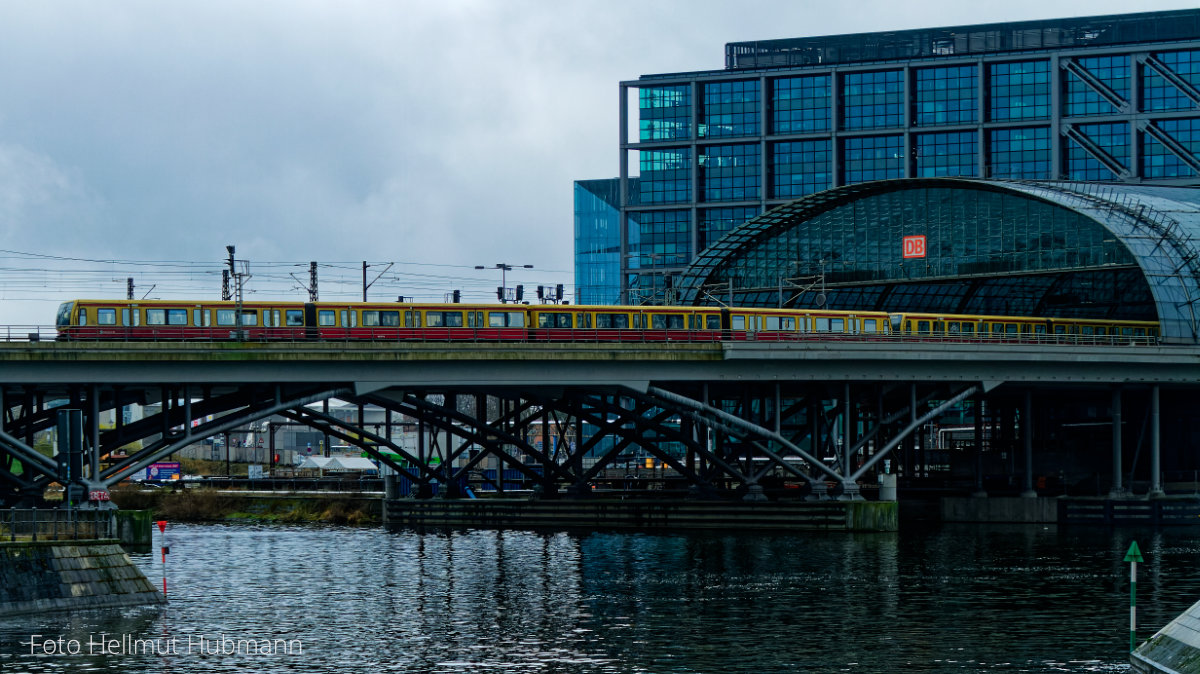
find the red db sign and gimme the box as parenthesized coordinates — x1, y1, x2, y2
(903, 235, 927, 259)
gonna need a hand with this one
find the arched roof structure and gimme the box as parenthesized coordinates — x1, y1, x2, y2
(675, 179, 1200, 343)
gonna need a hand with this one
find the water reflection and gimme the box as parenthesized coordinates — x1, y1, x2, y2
(0, 522, 1196, 672)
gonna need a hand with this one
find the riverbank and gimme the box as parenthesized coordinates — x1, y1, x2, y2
(110, 487, 381, 525)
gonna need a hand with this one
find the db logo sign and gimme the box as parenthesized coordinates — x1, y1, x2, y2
(902, 235, 927, 259)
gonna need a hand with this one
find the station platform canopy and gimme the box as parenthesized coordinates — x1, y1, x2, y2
(674, 179, 1200, 343)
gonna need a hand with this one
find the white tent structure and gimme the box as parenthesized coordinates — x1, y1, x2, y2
(297, 456, 379, 475)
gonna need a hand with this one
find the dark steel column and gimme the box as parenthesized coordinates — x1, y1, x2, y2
(1021, 390, 1036, 498)
(973, 396, 986, 497)
(1111, 387, 1124, 497)
(1150, 385, 1163, 498)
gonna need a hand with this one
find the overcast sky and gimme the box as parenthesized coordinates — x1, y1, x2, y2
(0, 0, 1195, 325)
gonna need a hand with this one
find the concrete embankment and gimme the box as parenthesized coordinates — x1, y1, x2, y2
(385, 498, 898, 532)
(1132, 596, 1200, 672)
(0, 540, 164, 616)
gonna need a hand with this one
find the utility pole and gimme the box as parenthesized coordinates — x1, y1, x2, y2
(361, 261, 394, 302)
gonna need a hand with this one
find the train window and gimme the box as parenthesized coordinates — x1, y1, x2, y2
(947, 322, 960, 334)
(707, 315, 720, 330)
(651, 315, 683, 329)
(537, 312, 572, 328)
(1135, 328, 1146, 336)
(596, 314, 628, 329)
(961, 322, 973, 334)
(1053, 325, 1066, 334)
(1034, 324, 1045, 334)
(216, 310, 236, 326)
(732, 315, 746, 330)
(934, 321, 945, 333)
(576, 313, 592, 329)
(146, 309, 166, 325)
(77, 308, 88, 326)
(864, 319, 878, 333)
(318, 310, 336, 326)
(342, 310, 358, 328)
(903, 320, 912, 333)
(263, 310, 281, 328)
(1020, 324, 1030, 334)
(991, 323, 1004, 334)
(633, 314, 645, 329)
(487, 311, 524, 327)
(403, 311, 419, 327)
(168, 309, 188, 326)
(240, 311, 258, 326)
(380, 311, 401, 327)
(830, 318, 845, 332)
(1005, 324, 1017, 334)
(425, 311, 458, 327)
(466, 311, 480, 328)
(1081, 326, 1094, 335)
(763, 316, 795, 331)
(363, 311, 380, 326)
(917, 321, 931, 334)
(1096, 326, 1106, 336)
(121, 308, 139, 327)
(97, 309, 116, 325)
(286, 310, 304, 327)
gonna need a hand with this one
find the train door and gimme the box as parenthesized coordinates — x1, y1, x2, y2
(304, 303, 317, 339)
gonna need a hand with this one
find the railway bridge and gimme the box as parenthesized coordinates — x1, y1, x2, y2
(0, 337, 1197, 508)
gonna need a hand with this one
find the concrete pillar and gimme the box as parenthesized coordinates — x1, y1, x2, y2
(1110, 387, 1125, 498)
(972, 396, 987, 497)
(1150, 385, 1164, 498)
(1021, 391, 1036, 498)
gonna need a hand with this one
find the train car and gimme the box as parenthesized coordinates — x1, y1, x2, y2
(890, 311, 1160, 342)
(55, 298, 1160, 345)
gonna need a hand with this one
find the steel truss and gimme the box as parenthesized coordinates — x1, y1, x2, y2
(0, 379, 989, 506)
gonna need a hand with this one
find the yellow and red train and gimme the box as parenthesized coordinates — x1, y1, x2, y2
(54, 299, 1160, 343)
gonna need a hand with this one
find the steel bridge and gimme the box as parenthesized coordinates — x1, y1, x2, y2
(1, 338, 1197, 507)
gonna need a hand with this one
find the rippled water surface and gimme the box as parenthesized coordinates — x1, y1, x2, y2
(2, 522, 1199, 673)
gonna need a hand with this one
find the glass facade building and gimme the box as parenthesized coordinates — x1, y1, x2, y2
(580, 9, 1200, 305)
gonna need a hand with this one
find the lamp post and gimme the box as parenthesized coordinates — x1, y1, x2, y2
(475, 263, 533, 303)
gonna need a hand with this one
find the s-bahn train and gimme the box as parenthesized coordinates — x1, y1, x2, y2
(54, 299, 1160, 343)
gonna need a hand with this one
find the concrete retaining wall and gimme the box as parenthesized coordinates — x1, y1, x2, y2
(385, 499, 898, 532)
(0, 540, 165, 616)
(941, 496, 1059, 523)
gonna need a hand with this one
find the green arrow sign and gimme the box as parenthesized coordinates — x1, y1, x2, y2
(1124, 541, 1144, 563)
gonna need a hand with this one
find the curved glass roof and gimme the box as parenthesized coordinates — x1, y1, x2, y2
(675, 178, 1200, 342)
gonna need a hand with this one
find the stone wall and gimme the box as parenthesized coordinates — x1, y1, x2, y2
(0, 540, 165, 616)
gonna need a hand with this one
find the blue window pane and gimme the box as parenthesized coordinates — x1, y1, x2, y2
(914, 65, 978, 126)
(842, 135, 904, 184)
(989, 60, 1050, 121)
(638, 149, 691, 204)
(1066, 122, 1129, 181)
(701, 80, 760, 138)
(1142, 50, 1200, 112)
(627, 210, 691, 268)
(639, 86, 691, 141)
(772, 75, 830, 133)
(574, 180, 624, 305)
(915, 132, 977, 177)
(842, 70, 904, 130)
(1142, 118, 1200, 179)
(699, 207, 758, 250)
(772, 140, 832, 197)
(700, 144, 760, 202)
(1064, 56, 1129, 117)
(989, 127, 1051, 179)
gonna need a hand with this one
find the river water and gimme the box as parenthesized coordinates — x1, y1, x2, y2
(1, 521, 1198, 673)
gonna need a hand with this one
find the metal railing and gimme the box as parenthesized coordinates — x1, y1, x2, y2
(1, 508, 114, 542)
